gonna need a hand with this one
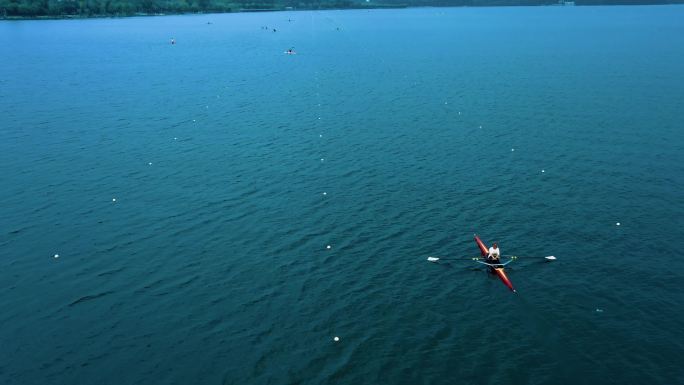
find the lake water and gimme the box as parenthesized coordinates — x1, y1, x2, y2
(1, 5, 683, 385)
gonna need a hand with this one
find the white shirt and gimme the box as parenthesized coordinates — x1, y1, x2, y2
(488, 246, 500, 259)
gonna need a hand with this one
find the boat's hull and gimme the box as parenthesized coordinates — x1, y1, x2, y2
(474, 235, 516, 292)
(493, 268, 515, 292)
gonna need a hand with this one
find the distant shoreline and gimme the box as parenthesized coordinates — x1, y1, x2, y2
(8, 6, 382, 21)
(2, 2, 683, 21)
(0, 4, 404, 21)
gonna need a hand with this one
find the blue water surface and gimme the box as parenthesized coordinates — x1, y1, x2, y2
(1, 5, 683, 385)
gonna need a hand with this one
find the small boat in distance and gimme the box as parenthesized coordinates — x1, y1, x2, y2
(427, 235, 556, 292)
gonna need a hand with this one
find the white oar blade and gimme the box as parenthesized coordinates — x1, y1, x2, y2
(545, 256, 556, 261)
(427, 257, 440, 263)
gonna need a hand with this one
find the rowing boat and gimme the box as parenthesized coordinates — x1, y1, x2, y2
(474, 235, 516, 293)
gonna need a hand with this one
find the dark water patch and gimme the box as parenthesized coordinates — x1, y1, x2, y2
(97, 267, 126, 277)
(68, 291, 115, 307)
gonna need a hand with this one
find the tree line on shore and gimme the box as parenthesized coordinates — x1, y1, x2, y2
(2, 0, 683, 18)
(0, 0, 357, 17)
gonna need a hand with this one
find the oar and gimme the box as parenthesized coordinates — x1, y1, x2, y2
(428, 255, 556, 263)
(427, 256, 481, 263)
(502, 255, 556, 261)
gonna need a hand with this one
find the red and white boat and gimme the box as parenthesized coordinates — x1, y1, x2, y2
(474, 235, 516, 293)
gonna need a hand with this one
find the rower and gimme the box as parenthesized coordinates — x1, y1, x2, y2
(488, 243, 501, 263)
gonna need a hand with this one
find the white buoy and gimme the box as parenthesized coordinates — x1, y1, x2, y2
(511, 148, 515, 152)
(112, 198, 117, 202)
(323, 192, 327, 196)
(320, 158, 325, 162)
(444, 101, 448, 105)
(326, 245, 331, 249)
(333, 336, 340, 342)
(541, 170, 545, 173)
(174, 137, 178, 140)
(479, 125, 482, 129)
(427, 257, 439, 262)
(148, 162, 153, 165)
(54, 254, 60, 259)
(458, 111, 461, 115)
(319, 134, 323, 138)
